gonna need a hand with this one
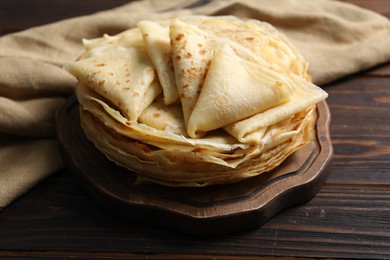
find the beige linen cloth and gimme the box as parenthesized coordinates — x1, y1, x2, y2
(1, 0, 390, 209)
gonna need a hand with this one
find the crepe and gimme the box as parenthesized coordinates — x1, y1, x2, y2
(65, 15, 328, 187)
(65, 45, 162, 121)
(138, 21, 179, 105)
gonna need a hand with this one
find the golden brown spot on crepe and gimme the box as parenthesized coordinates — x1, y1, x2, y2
(153, 113, 161, 118)
(175, 33, 184, 41)
(114, 80, 120, 86)
(198, 43, 203, 47)
(178, 69, 185, 78)
(192, 147, 205, 153)
(123, 86, 131, 91)
(98, 80, 106, 86)
(92, 71, 101, 76)
(180, 93, 185, 98)
(185, 67, 201, 82)
(199, 49, 207, 55)
(144, 33, 149, 37)
(187, 67, 197, 73)
(95, 63, 106, 67)
(109, 72, 114, 76)
(125, 79, 130, 83)
(228, 121, 238, 131)
(246, 37, 254, 41)
(185, 52, 192, 58)
(183, 84, 189, 89)
(133, 92, 140, 97)
(125, 73, 131, 77)
(117, 101, 122, 107)
(176, 55, 182, 60)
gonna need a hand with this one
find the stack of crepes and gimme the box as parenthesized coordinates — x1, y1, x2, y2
(65, 15, 328, 187)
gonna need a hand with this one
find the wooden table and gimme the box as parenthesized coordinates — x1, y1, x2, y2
(1, 0, 389, 258)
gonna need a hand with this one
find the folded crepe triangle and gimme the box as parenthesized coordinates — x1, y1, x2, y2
(138, 20, 179, 105)
(225, 76, 328, 144)
(65, 44, 162, 121)
(82, 27, 145, 50)
(169, 17, 218, 130)
(187, 43, 294, 138)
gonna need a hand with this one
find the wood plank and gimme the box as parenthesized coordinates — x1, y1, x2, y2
(0, 251, 302, 260)
(325, 76, 390, 185)
(0, 0, 131, 35)
(359, 63, 390, 78)
(0, 171, 390, 259)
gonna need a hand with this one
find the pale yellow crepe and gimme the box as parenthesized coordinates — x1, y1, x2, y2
(65, 15, 328, 187)
(82, 27, 144, 50)
(65, 46, 161, 121)
(170, 17, 218, 130)
(187, 43, 294, 138)
(138, 21, 179, 105)
(79, 106, 315, 186)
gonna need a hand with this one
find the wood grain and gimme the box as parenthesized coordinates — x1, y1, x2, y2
(0, 0, 132, 36)
(1, 0, 390, 258)
(325, 76, 390, 185)
(1, 172, 389, 259)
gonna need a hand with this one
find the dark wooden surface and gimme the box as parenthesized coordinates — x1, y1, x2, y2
(1, 0, 390, 259)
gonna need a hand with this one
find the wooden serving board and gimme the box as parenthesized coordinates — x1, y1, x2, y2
(56, 96, 333, 237)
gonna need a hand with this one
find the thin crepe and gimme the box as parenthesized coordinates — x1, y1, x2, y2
(65, 15, 328, 186)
